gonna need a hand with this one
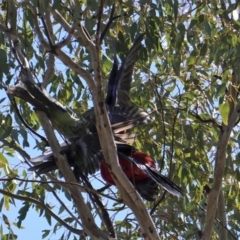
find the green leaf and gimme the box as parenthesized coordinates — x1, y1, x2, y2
(58, 205, 65, 215)
(3, 234, 18, 240)
(188, 18, 198, 29)
(4, 196, 10, 210)
(3, 214, 10, 228)
(231, 34, 238, 47)
(173, 0, 178, 19)
(12, 223, 24, 229)
(204, 21, 212, 37)
(219, 102, 230, 125)
(200, 42, 208, 57)
(17, 202, 30, 228)
(42, 230, 50, 239)
(0, 153, 8, 167)
(172, 54, 181, 75)
(45, 211, 52, 226)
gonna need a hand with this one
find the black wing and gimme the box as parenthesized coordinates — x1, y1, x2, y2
(105, 33, 145, 106)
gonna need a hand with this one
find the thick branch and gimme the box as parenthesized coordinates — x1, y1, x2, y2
(49, 7, 81, 39)
(92, 100, 159, 239)
(218, 190, 227, 240)
(75, 15, 159, 239)
(3, 5, 159, 238)
(53, 47, 96, 90)
(202, 102, 240, 239)
(36, 111, 107, 239)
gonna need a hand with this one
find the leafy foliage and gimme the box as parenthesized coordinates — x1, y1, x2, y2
(0, 0, 240, 239)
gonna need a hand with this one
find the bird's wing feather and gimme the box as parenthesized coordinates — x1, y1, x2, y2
(75, 134, 102, 175)
(117, 33, 145, 105)
(143, 165, 183, 197)
(108, 105, 151, 128)
(105, 56, 119, 106)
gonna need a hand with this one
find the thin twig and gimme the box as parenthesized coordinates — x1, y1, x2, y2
(153, 76, 166, 171)
(80, 174, 116, 238)
(0, 176, 121, 203)
(37, 1, 54, 48)
(100, 4, 118, 43)
(96, 0, 104, 45)
(189, 110, 222, 130)
(168, 85, 181, 179)
(0, 188, 85, 236)
(8, 94, 49, 145)
(150, 193, 167, 215)
(197, 203, 236, 240)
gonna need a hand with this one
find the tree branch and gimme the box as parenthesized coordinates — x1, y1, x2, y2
(7, 95, 49, 145)
(218, 190, 227, 240)
(76, 17, 159, 240)
(100, 4, 117, 43)
(1, 138, 83, 230)
(48, 6, 81, 39)
(0, 176, 120, 202)
(96, 0, 104, 45)
(53, 46, 96, 90)
(31, 7, 52, 51)
(36, 111, 107, 239)
(202, 102, 240, 239)
(3, 3, 159, 238)
(197, 203, 236, 239)
(0, 188, 85, 236)
(80, 174, 116, 238)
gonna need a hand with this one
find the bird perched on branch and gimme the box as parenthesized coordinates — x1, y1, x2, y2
(100, 144, 183, 201)
(27, 33, 151, 174)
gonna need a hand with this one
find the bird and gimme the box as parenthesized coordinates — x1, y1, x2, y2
(30, 142, 183, 201)
(100, 144, 183, 201)
(28, 33, 151, 175)
(26, 33, 183, 201)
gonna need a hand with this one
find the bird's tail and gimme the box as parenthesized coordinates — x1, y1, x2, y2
(29, 157, 59, 174)
(145, 166, 183, 197)
(134, 179, 159, 201)
(29, 142, 74, 174)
